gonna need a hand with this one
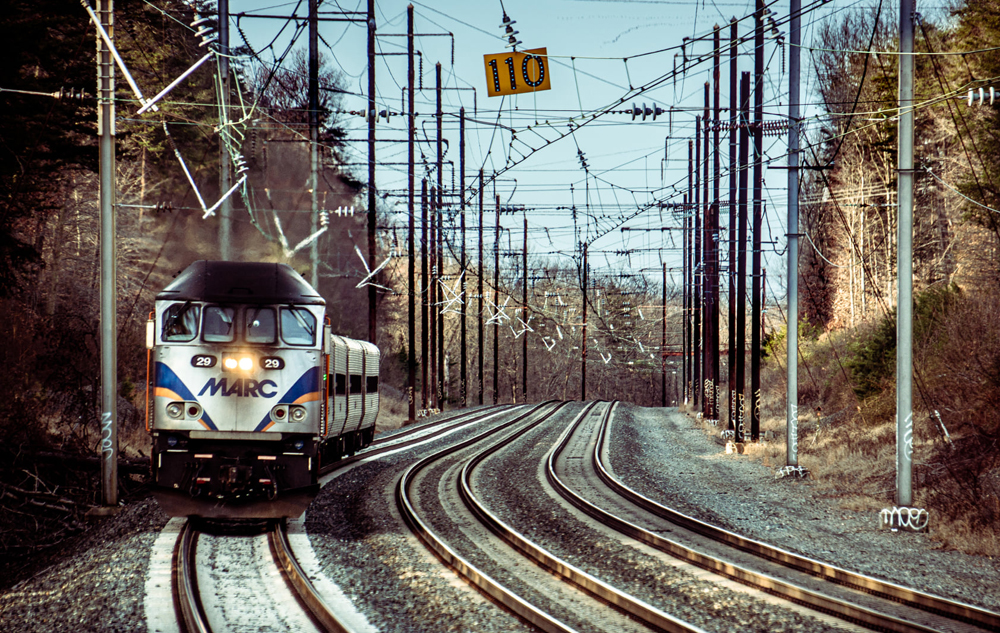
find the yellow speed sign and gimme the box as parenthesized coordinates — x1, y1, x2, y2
(483, 48, 551, 97)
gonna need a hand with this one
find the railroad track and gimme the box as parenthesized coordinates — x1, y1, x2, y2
(173, 519, 349, 633)
(396, 400, 711, 633)
(545, 400, 1000, 633)
(167, 405, 516, 633)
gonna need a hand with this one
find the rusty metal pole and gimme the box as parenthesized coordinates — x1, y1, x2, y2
(581, 243, 588, 401)
(460, 108, 467, 407)
(478, 170, 485, 405)
(421, 179, 429, 411)
(522, 214, 528, 402)
(493, 194, 501, 404)
(407, 5, 415, 421)
(367, 0, 377, 343)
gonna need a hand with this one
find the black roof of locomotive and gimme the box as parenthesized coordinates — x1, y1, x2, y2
(157, 261, 325, 305)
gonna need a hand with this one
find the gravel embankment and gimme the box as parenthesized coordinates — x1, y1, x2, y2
(608, 403, 1000, 612)
(474, 401, 853, 633)
(1, 402, 997, 632)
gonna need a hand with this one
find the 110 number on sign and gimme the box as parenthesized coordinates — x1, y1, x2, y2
(483, 48, 551, 97)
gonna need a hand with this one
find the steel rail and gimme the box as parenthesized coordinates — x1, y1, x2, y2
(395, 401, 582, 633)
(591, 406, 1000, 632)
(459, 401, 711, 633)
(548, 403, 949, 633)
(321, 405, 514, 477)
(173, 520, 211, 633)
(269, 520, 353, 633)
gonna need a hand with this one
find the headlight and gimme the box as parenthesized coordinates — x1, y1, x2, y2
(223, 357, 238, 370)
(238, 357, 253, 371)
(289, 406, 307, 422)
(166, 402, 184, 419)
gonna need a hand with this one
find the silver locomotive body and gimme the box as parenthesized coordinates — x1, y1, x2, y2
(146, 261, 379, 519)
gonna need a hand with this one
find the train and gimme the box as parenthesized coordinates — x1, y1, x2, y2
(145, 260, 379, 519)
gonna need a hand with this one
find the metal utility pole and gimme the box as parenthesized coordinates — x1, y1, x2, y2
(308, 0, 319, 289)
(437, 189, 444, 406)
(750, 0, 765, 442)
(736, 72, 750, 443)
(662, 262, 668, 407)
(219, 0, 231, 260)
(429, 188, 437, 409)
(693, 120, 702, 409)
(522, 214, 528, 402)
(97, 0, 118, 509)
(890, 0, 922, 526)
(493, 194, 501, 404)
(728, 18, 738, 432)
(421, 179, 429, 410)
(711, 28, 722, 423)
(787, 0, 802, 466)
(435, 64, 444, 408)
(682, 191, 690, 404)
(460, 108, 467, 407)
(478, 170, 485, 405)
(407, 4, 415, 422)
(703, 82, 714, 421)
(367, 0, 377, 344)
(582, 242, 588, 401)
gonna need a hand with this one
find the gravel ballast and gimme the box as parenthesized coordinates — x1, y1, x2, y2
(1, 402, 997, 632)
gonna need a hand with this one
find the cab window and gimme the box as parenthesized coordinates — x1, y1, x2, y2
(244, 307, 276, 344)
(162, 303, 200, 342)
(202, 306, 235, 342)
(281, 307, 316, 346)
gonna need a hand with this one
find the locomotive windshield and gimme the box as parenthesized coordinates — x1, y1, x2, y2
(160, 301, 317, 347)
(280, 307, 316, 346)
(163, 302, 199, 342)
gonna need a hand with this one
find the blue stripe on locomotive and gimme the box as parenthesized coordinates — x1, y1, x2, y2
(254, 366, 322, 431)
(154, 362, 218, 430)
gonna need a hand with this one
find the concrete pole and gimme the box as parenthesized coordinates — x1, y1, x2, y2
(308, 0, 319, 289)
(97, 0, 118, 509)
(787, 0, 802, 467)
(896, 0, 916, 508)
(219, 0, 231, 260)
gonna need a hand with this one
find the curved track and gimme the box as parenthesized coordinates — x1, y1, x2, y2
(172, 519, 352, 633)
(545, 401, 1000, 633)
(396, 400, 711, 633)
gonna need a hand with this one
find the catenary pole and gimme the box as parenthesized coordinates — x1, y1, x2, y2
(892, 0, 920, 523)
(98, 0, 118, 509)
(728, 18, 738, 432)
(436, 64, 445, 408)
(478, 170, 485, 405)
(787, 0, 802, 465)
(367, 0, 377, 343)
(493, 194, 500, 404)
(703, 82, 713, 421)
(429, 187, 437, 409)
(712, 28, 722, 424)
(693, 119, 702, 410)
(421, 179, 429, 410)
(522, 214, 528, 402)
(219, 0, 231, 260)
(662, 262, 668, 407)
(460, 108, 467, 407)
(309, 0, 319, 288)
(750, 0, 765, 442)
(736, 72, 750, 443)
(407, 5, 415, 422)
(582, 243, 588, 401)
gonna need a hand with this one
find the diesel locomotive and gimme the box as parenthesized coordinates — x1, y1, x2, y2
(146, 261, 379, 518)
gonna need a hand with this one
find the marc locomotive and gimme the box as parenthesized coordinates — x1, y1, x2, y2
(145, 261, 379, 518)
